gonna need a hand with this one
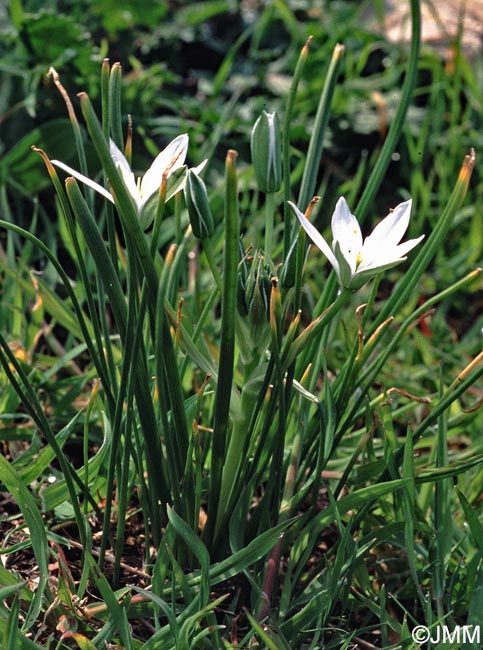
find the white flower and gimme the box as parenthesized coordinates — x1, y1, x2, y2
(289, 196, 424, 290)
(52, 134, 206, 229)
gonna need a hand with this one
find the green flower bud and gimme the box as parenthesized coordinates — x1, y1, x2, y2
(237, 244, 250, 317)
(237, 249, 272, 327)
(236, 249, 273, 365)
(244, 253, 272, 328)
(250, 111, 282, 193)
(184, 169, 214, 240)
(246, 274, 270, 327)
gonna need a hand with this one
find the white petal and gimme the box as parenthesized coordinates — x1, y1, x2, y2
(391, 234, 425, 259)
(364, 199, 412, 251)
(191, 159, 207, 176)
(331, 197, 362, 273)
(288, 201, 339, 271)
(51, 160, 114, 203)
(357, 254, 401, 273)
(141, 134, 189, 201)
(358, 234, 424, 272)
(109, 140, 139, 202)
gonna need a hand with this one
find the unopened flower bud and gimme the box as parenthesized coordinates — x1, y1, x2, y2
(250, 111, 282, 193)
(237, 246, 250, 317)
(244, 255, 272, 328)
(184, 169, 214, 240)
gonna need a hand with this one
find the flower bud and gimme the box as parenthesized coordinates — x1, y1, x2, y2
(247, 273, 271, 327)
(245, 255, 272, 328)
(237, 245, 250, 317)
(237, 249, 272, 326)
(183, 169, 214, 240)
(250, 111, 282, 193)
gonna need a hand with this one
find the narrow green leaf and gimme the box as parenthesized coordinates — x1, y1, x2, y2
(167, 506, 210, 606)
(355, 0, 420, 221)
(0, 582, 27, 602)
(188, 518, 296, 590)
(0, 455, 50, 630)
(5, 595, 19, 650)
(245, 611, 281, 650)
(455, 489, 483, 551)
(0, 619, 44, 650)
(282, 36, 311, 258)
(40, 415, 111, 511)
(17, 411, 83, 486)
(208, 149, 240, 547)
(85, 555, 133, 650)
(109, 62, 124, 150)
(298, 43, 345, 211)
(9, 0, 24, 29)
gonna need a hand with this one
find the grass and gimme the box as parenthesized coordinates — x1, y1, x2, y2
(1, 1, 483, 648)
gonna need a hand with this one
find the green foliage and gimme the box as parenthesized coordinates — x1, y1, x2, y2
(1, 1, 482, 648)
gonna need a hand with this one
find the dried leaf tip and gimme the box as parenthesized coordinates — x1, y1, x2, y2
(302, 36, 313, 56)
(458, 148, 476, 184)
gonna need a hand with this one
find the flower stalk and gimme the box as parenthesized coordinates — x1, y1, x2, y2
(207, 149, 240, 550)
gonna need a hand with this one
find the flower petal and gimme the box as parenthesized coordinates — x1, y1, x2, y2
(191, 159, 208, 176)
(51, 160, 114, 203)
(331, 197, 362, 274)
(288, 201, 339, 272)
(141, 134, 189, 201)
(391, 234, 425, 259)
(363, 199, 412, 251)
(109, 140, 139, 204)
(358, 234, 424, 272)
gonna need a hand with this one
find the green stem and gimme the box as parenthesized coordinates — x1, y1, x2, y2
(202, 237, 223, 292)
(355, 0, 421, 222)
(264, 191, 275, 259)
(109, 62, 124, 150)
(206, 150, 240, 550)
(282, 36, 312, 259)
(283, 287, 352, 370)
(297, 43, 345, 212)
(258, 416, 303, 619)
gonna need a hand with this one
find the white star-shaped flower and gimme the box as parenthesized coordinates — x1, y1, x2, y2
(52, 134, 206, 228)
(289, 197, 424, 290)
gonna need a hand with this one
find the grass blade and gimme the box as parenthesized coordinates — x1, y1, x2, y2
(0, 455, 50, 630)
